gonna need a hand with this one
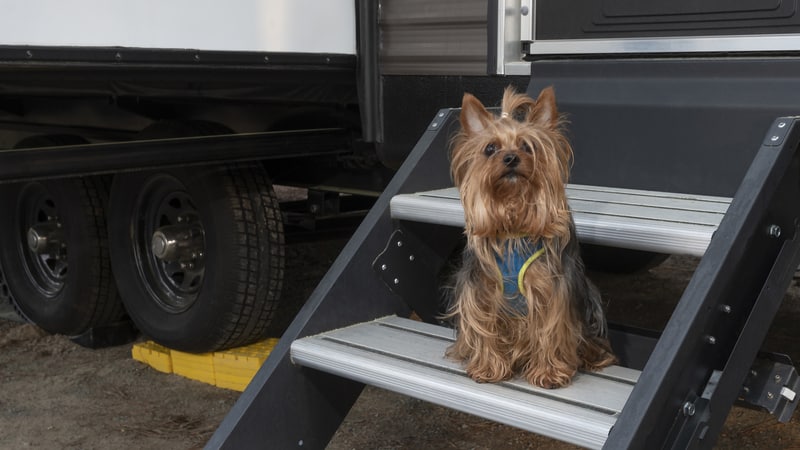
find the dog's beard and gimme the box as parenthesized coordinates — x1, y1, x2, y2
(462, 167, 570, 241)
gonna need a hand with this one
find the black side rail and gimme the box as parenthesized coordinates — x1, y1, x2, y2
(606, 117, 800, 448)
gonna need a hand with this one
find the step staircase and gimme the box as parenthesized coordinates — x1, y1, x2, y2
(207, 104, 800, 449)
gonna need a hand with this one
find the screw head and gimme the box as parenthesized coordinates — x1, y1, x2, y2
(683, 402, 696, 416)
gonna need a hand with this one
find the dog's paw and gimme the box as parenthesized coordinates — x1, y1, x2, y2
(466, 365, 513, 384)
(525, 368, 574, 389)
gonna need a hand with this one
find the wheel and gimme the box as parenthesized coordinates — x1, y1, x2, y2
(0, 176, 124, 335)
(108, 163, 285, 352)
(580, 244, 670, 274)
(0, 135, 123, 335)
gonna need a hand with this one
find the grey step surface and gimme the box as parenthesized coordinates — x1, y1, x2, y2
(290, 315, 641, 449)
(390, 184, 732, 257)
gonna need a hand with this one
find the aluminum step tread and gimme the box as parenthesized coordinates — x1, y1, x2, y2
(390, 184, 731, 257)
(290, 315, 640, 449)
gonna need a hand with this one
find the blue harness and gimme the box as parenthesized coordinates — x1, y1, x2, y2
(494, 238, 545, 315)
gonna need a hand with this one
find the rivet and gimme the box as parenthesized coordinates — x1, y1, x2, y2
(381, 264, 387, 271)
(775, 374, 782, 383)
(768, 392, 775, 400)
(409, 255, 415, 261)
(719, 304, 732, 314)
(393, 278, 400, 285)
(768, 224, 782, 238)
(396, 241, 403, 247)
(778, 122, 787, 128)
(705, 335, 716, 345)
(771, 135, 781, 142)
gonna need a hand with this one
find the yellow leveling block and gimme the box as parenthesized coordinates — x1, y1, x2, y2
(131, 338, 279, 391)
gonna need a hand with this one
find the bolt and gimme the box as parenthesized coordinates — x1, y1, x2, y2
(743, 386, 751, 394)
(768, 224, 782, 238)
(778, 121, 787, 128)
(705, 335, 716, 345)
(720, 304, 732, 314)
(682, 402, 696, 417)
(393, 278, 399, 285)
(396, 241, 403, 247)
(409, 255, 415, 261)
(775, 374, 783, 383)
(768, 392, 775, 400)
(381, 264, 387, 271)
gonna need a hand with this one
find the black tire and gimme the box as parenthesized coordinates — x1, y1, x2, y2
(108, 163, 285, 352)
(0, 176, 124, 335)
(580, 244, 670, 274)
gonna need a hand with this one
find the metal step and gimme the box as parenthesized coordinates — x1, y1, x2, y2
(390, 184, 731, 257)
(290, 315, 640, 449)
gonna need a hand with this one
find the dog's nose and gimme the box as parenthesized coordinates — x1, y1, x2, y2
(503, 153, 519, 168)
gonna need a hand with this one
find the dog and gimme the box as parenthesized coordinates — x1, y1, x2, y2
(445, 86, 616, 388)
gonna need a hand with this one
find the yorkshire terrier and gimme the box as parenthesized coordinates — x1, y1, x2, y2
(445, 86, 616, 388)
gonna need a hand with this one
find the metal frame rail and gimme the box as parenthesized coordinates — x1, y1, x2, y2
(606, 117, 800, 448)
(207, 109, 460, 449)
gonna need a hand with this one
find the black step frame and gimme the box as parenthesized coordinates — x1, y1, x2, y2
(605, 117, 800, 448)
(207, 109, 800, 449)
(206, 109, 461, 449)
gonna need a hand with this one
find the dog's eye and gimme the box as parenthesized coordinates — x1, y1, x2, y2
(484, 143, 497, 157)
(521, 142, 533, 154)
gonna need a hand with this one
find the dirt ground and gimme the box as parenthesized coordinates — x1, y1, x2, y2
(2, 227, 800, 448)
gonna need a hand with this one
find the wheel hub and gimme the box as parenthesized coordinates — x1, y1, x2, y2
(27, 222, 65, 254)
(132, 176, 207, 313)
(151, 224, 204, 264)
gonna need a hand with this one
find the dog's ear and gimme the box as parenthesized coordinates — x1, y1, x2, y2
(529, 86, 558, 129)
(460, 93, 493, 135)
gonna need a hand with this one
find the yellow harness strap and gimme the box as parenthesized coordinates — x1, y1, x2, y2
(517, 246, 546, 293)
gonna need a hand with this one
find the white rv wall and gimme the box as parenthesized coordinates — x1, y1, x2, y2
(0, 0, 356, 55)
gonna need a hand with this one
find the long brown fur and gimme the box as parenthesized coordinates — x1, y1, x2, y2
(445, 86, 616, 388)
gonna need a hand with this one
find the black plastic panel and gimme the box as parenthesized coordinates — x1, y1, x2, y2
(379, 75, 529, 169)
(527, 58, 800, 197)
(537, 0, 800, 39)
